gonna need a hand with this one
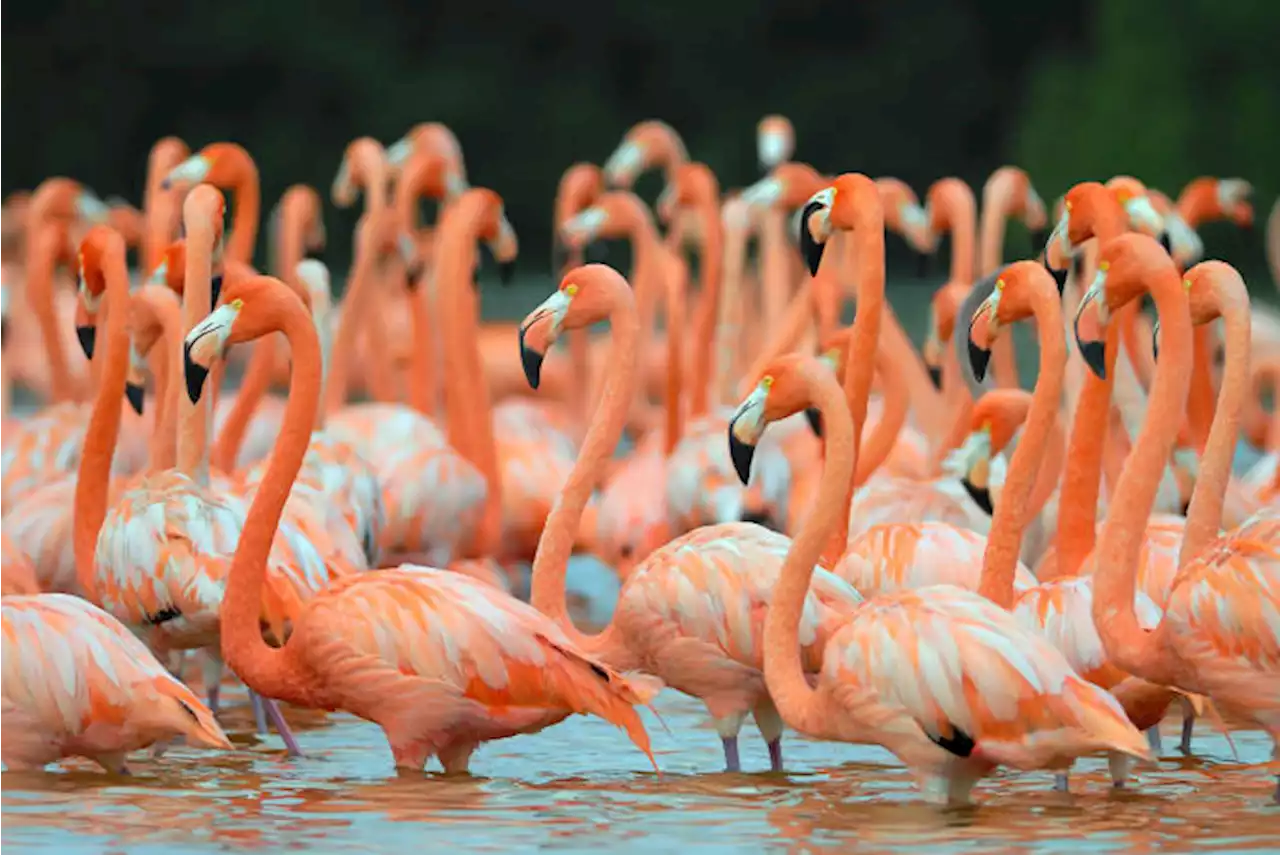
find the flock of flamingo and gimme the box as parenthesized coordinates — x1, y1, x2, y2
(1, 116, 1279, 807)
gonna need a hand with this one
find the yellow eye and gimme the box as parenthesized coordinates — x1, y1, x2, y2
(981, 420, 993, 434)
(829, 186, 838, 204)
(565, 283, 579, 297)
(1183, 278, 1192, 291)
(1065, 200, 1073, 212)
(995, 278, 1005, 291)
(230, 298, 245, 310)
(761, 375, 774, 389)
(1099, 260, 1110, 272)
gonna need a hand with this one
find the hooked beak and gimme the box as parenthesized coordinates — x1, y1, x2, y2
(965, 289, 1001, 383)
(1045, 207, 1073, 265)
(1042, 254, 1068, 295)
(183, 302, 240, 403)
(943, 427, 994, 515)
(1123, 195, 1166, 238)
(125, 383, 145, 416)
(76, 325, 96, 360)
(741, 176, 783, 209)
(517, 288, 572, 389)
(806, 350, 840, 436)
(385, 136, 413, 168)
(124, 342, 146, 415)
(727, 383, 769, 485)
(758, 130, 789, 171)
(603, 141, 644, 188)
(210, 273, 223, 311)
(75, 192, 111, 224)
(923, 332, 945, 390)
(1152, 319, 1161, 362)
(798, 194, 832, 277)
(561, 207, 606, 251)
(962, 470, 994, 516)
(162, 155, 212, 191)
(1074, 267, 1111, 380)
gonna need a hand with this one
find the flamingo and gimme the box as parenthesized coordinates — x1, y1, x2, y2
(727, 351, 1149, 806)
(520, 263, 863, 773)
(182, 270, 659, 773)
(1073, 233, 1280, 801)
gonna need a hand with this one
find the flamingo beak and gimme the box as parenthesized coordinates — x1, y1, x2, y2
(603, 141, 644, 188)
(76, 325, 96, 360)
(489, 215, 518, 286)
(1074, 268, 1111, 380)
(798, 196, 832, 277)
(942, 425, 995, 515)
(1151, 319, 1161, 362)
(210, 273, 224, 310)
(728, 382, 769, 485)
(805, 350, 840, 437)
(1123, 195, 1166, 238)
(758, 129, 789, 171)
(961, 458, 994, 515)
(965, 287, 1001, 383)
(123, 343, 147, 415)
(923, 333, 945, 390)
(183, 300, 240, 403)
(162, 155, 212, 191)
(518, 287, 572, 390)
(385, 136, 413, 168)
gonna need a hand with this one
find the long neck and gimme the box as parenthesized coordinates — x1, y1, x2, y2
(765, 365, 854, 735)
(1093, 269, 1192, 684)
(942, 196, 976, 286)
(210, 341, 274, 472)
(760, 209, 792, 345)
(530, 293, 639, 648)
(689, 201, 722, 418)
(1179, 282, 1250, 566)
(1186, 325, 1216, 451)
(978, 286, 1064, 607)
(324, 219, 378, 413)
(978, 176, 1022, 388)
(28, 224, 76, 402)
(221, 300, 322, 705)
(662, 252, 686, 455)
(178, 221, 214, 484)
(828, 218, 884, 561)
(1026, 413, 1066, 525)
(853, 350, 908, 486)
(715, 212, 750, 406)
(148, 297, 184, 472)
(1048, 325, 1120, 578)
(72, 247, 130, 598)
(226, 173, 261, 266)
(632, 220, 662, 408)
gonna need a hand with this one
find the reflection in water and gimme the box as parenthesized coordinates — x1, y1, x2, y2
(4, 688, 1277, 853)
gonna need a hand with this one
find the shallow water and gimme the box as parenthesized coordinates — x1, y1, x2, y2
(4, 678, 1278, 852)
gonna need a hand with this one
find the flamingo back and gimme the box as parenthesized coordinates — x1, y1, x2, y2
(838, 522, 1036, 598)
(1, 533, 39, 595)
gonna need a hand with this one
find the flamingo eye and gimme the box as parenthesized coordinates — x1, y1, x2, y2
(230, 298, 244, 310)
(564, 283, 579, 298)
(761, 375, 774, 389)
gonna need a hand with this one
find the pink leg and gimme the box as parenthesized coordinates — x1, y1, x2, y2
(439, 742, 477, 775)
(722, 737, 741, 773)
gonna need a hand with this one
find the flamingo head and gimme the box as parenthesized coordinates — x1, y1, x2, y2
(729, 354, 814, 484)
(518, 264, 624, 389)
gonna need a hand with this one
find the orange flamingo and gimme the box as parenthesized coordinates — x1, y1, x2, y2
(521, 263, 863, 773)
(603, 120, 688, 189)
(1077, 233, 1280, 801)
(728, 352, 1149, 806)
(142, 136, 191, 273)
(184, 271, 658, 773)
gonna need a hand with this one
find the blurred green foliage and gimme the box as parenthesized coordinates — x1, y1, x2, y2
(3, 0, 1277, 285)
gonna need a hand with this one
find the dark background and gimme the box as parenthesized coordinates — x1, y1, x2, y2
(4, 0, 1278, 288)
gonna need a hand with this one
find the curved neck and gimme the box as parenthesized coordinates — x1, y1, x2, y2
(211, 341, 275, 472)
(1093, 268, 1192, 684)
(853, 348, 908, 486)
(437, 207, 502, 556)
(1186, 325, 1216, 450)
(689, 200, 723, 418)
(1048, 325, 1120, 579)
(978, 176, 1022, 388)
(221, 296, 322, 705)
(530, 289, 639, 649)
(662, 254, 687, 455)
(978, 284, 1065, 607)
(1179, 285, 1250, 566)
(829, 215, 884, 562)
(178, 220, 214, 484)
(324, 218, 379, 413)
(73, 243, 131, 598)
(941, 198, 977, 286)
(1027, 413, 1066, 525)
(147, 296, 184, 473)
(226, 173, 261, 266)
(765, 363, 854, 734)
(28, 224, 77, 402)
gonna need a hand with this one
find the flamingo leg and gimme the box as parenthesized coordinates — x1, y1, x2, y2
(721, 737, 741, 773)
(753, 699, 785, 773)
(439, 742, 477, 775)
(1146, 727, 1163, 754)
(1053, 773, 1070, 792)
(261, 698, 303, 757)
(249, 690, 269, 735)
(1178, 697, 1196, 754)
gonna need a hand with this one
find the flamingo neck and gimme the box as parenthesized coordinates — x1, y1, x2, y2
(324, 219, 378, 413)
(1180, 276, 1250, 566)
(178, 220, 214, 486)
(765, 362, 855, 736)
(689, 199, 723, 418)
(72, 240, 130, 599)
(148, 294, 184, 473)
(227, 173, 260, 267)
(978, 282, 1065, 607)
(1092, 266, 1192, 684)
(529, 287, 639, 653)
(662, 253, 687, 456)
(28, 224, 76, 402)
(211, 342, 275, 473)
(978, 174, 1023, 388)
(221, 297, 322, 706)
(853, 348, 908, 486)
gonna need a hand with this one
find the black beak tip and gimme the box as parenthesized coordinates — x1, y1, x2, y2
(727, 428, 756, 486)
(499, 260, 515, 286)
(518, 326, 544, 390)
(183, 343, 210, 404)
(125, 383, 145, 416)
(804, 407, 823, 438)
(1158, 231, 1173, 255)
(1071, 254, 1084, 280)
(1079, 339, 1107, 380)
(405, 264, 424, 292)
(210, 273, 224, 310)
(1042, 256, 1068, 295)
(961, 478, 994, 515)
(76, 325, 96, 360)
(927, 364, 944, 391)
(967, 339, 991, 384)
(1152, 321, 1161, 362)
(798, 200, 827, 277)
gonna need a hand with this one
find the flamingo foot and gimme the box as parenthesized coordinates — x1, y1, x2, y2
(249, 690, 269, 735)
(1146, 727, 1163, 755)
(767, 738, 783, 772)
(1179, 710, 1196, 755)
(1053, 773, 1070, 793)
(262, 698, 303, 758)
(722, 736, 741, 773)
